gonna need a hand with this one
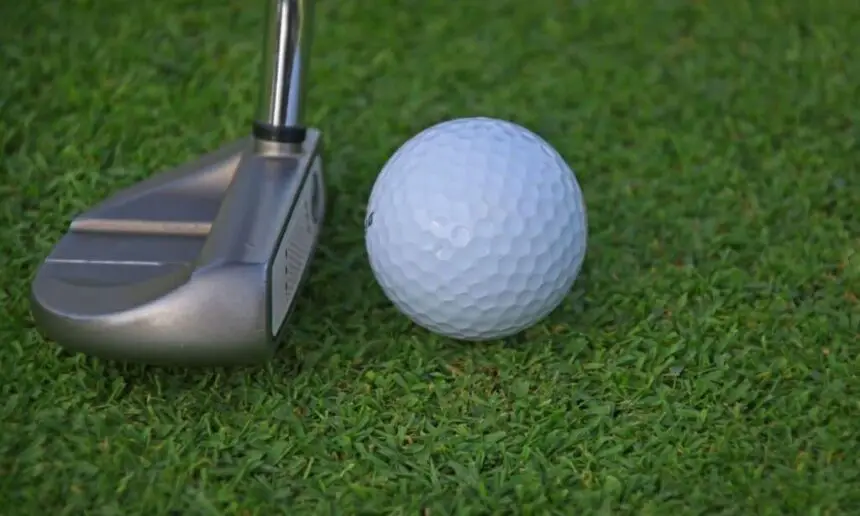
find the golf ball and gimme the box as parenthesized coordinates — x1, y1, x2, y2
(364, 117, 587, 340)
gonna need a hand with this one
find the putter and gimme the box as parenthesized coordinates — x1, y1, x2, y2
(30, 0, 324, 366)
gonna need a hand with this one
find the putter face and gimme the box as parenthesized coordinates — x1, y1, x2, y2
(30, 132, 325, 365)
(266, 139, 326, 340)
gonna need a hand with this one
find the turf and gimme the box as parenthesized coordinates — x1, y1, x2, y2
(2, 0, 859, 513)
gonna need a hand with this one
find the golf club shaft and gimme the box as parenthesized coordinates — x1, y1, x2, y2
(255, 0, 314, 143)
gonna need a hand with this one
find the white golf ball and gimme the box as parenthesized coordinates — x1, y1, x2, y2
(364, 117, 587, 340)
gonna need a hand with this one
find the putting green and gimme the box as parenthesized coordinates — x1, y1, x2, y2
(2, 0, 858, 513)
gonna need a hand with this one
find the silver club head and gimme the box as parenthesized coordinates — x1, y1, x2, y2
(30, 0, 323, 366)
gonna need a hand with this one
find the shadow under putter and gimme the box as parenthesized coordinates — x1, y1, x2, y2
(30, 0, 325, 366)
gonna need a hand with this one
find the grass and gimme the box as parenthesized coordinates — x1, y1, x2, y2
(1, 0, 859, 513)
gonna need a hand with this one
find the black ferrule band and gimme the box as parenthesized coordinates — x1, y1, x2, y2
(253, 122, 307, 144)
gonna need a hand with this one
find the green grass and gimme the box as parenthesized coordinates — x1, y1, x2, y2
(2, 0, 859, 513)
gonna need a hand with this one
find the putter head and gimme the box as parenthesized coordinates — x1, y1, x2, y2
(30, 132, 325, 365)
(31, 0, 323, 366)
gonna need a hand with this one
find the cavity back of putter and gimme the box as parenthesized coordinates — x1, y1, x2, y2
(30, 0, 324, 366)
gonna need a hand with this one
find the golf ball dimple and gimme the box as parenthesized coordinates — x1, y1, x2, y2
(364, 117, 587, 340)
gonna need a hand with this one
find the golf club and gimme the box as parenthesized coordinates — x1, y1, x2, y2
(30, 0, 324, 366)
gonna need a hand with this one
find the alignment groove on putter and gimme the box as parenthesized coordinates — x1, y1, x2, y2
(30, 0, 325, 366)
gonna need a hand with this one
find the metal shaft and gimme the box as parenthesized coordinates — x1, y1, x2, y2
(256, 0, 314, 141)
